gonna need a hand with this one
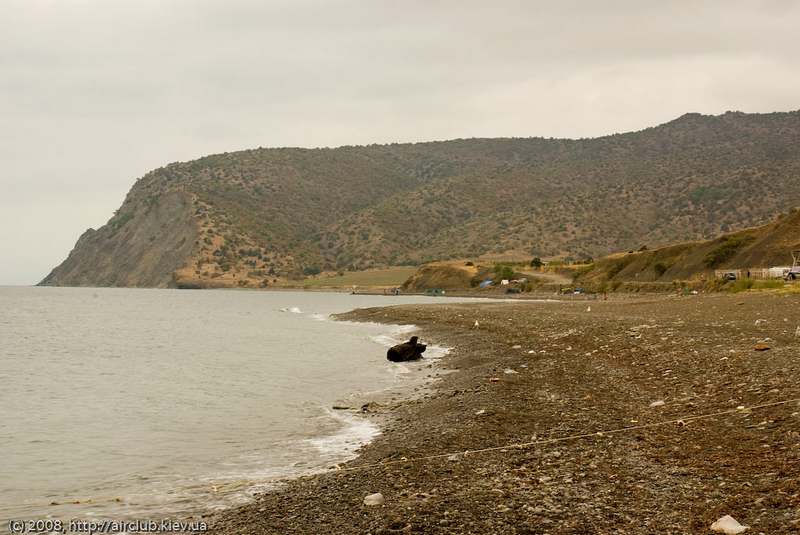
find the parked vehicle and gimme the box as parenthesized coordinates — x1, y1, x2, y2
(786, 250, 800, 281)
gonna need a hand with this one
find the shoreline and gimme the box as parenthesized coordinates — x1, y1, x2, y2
(198, 317, 451, 522)
(295, 318, 457, 474)
(0, 292, 458, 526)
(209, 292, 800, 534)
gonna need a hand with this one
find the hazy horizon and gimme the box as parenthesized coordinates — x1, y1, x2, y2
(2, 0, 800, 285)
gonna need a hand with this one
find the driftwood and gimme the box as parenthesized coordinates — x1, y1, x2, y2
(387, 336, 427, 362)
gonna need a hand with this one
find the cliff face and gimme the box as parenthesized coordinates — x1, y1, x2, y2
(42, 110, 800, 288)
(40, 191, 198, 288)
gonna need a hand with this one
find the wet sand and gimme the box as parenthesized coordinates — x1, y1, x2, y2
(210, 292, 800, 534)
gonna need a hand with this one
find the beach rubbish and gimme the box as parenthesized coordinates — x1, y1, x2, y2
(332, 405, 350, 410)
(489, 377, 500, 383)
(475, 409, 486, 415)
(360, 402, 382, 413)
(503, 368, 518, 374)
(753, 343, 770, 351)
(754, 319, 767, 326)
(710, 514, 749, 534)
(512, 344, 522, 349)
(586, 306, 591, 312)
(363, 493, 385, 506)
(473, 320, 480, 329)
(649, 400, 665, 408)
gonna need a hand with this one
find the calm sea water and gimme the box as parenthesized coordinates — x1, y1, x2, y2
(0, 287, 472, 523)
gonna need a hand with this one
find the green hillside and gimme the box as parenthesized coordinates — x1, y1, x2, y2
(42, 110, 800, 288)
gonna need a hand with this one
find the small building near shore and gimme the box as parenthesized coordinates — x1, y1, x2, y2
(715, 266, 791, 280)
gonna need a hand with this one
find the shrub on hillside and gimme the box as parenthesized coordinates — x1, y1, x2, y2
(493, 264, 515, 282)
(606, 259, 629, 279)
(703, 235, 753, 268)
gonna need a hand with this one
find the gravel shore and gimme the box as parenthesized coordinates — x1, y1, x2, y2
(210, 293, 800, 534)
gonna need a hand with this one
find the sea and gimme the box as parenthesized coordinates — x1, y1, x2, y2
(0, 287, 480, 525)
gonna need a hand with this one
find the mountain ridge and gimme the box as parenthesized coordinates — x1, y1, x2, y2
(41, 110, 800, 288)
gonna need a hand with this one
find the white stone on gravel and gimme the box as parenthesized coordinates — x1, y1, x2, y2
(710, 514, 749, 534)
(363, 493, 385, 506)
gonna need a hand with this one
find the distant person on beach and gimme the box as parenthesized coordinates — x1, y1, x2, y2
(387, 336, 427, 362)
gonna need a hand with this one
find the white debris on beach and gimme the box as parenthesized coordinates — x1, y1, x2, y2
(710, 514, 749, 534)
(363, 493, 385, 506)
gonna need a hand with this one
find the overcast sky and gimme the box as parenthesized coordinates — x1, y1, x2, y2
(1, 0, 799, 285)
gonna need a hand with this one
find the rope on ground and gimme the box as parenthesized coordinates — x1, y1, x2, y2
(332, 397, 800, 473)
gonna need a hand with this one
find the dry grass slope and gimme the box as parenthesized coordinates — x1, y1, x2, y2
(401, 263, 478, 291)
(576, 209, 800, 287)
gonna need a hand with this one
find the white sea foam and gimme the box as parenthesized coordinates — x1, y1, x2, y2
(305, 408, 381, 460)
(369, 323, 418, 347)
(390, 363, 412, 375)
(422, 344, 451, 361)
(370, 333, 402, 347)
(392, 324, 418, 335)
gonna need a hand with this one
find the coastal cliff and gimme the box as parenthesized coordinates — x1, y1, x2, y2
(40, 191, 198, 288)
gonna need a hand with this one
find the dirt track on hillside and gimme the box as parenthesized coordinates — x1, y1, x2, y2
(210, 293, 800, 534)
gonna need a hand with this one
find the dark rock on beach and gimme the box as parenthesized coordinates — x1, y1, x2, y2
(387, 336, 427, 362)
